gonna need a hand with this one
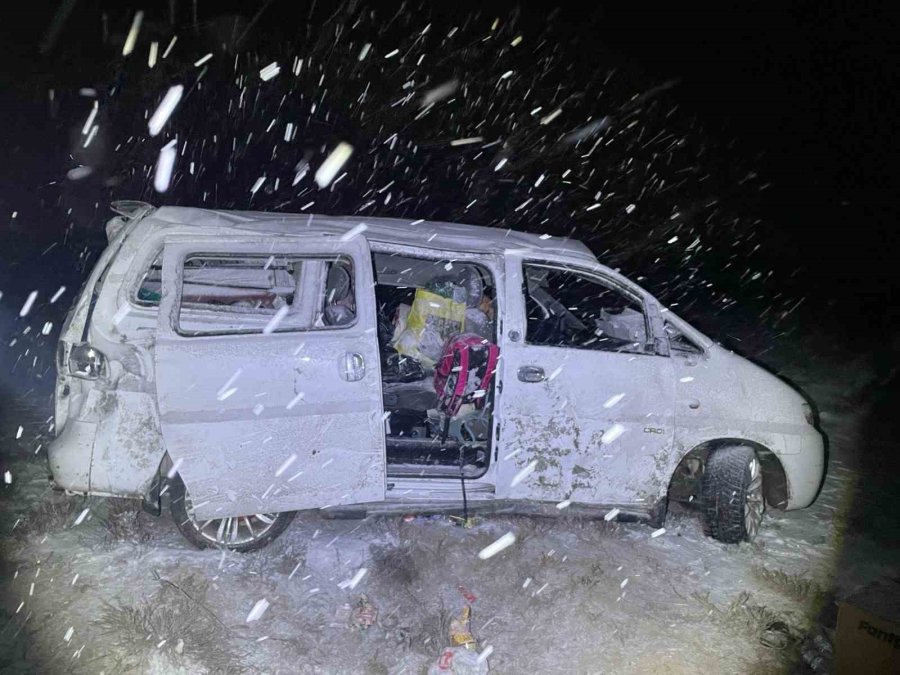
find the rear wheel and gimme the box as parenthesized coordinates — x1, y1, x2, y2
(702, 445, 765, 543)
(168, 475, 296, 552)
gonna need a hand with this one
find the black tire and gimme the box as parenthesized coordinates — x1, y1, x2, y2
(701, 445, 765, 543)
(168, 475, 296, 552)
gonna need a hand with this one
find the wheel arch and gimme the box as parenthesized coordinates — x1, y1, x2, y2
(669, 438, 789, 510)
(138, 452, 175, 516)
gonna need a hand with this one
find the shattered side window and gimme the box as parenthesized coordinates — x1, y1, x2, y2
(181, 256, 297, 310)
(664, 321, 703, 355)
(315, 258, 357, 327)
(134, 252, 162, 306)
(175, 254, 358, 335)
(177, 254, 303, 335)
(523, 264, 650, 354)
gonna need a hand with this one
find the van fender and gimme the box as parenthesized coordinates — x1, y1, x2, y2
(669, 436, 789, 510)
(87, 388, 167, 498)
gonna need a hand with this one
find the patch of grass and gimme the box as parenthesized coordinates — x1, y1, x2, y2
(495, 515, 557, 545)
(0, 606, 76, 674)
(367, 514, 402, 541)
(409, 602, 451, 656)
(93, 572, 247, 674)
(371, 534, 456, 588)
(12, 494, 85, 540)
(576, 560, 606, 588)
(98, 498, 152, 547)
(752, 566, 825, 605)
(692, 589, 804, 645)
(241, 537, 305, 577)
(369, 539, 473, 658)
(365, 656, 390, 675)
(371, 543, 421, 586)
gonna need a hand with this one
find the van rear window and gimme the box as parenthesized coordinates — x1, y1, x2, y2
(134, 252, 162, 306)
(133, 251, 358, 335)
(180, 255, 299, 311)
(137, 254, 300, 309)
(175, 254, 356, 336)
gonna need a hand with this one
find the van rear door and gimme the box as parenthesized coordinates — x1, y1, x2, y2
(154, 236, 384, 520)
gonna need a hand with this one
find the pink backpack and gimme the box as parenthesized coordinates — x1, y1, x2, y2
(433, 334, 500, 416)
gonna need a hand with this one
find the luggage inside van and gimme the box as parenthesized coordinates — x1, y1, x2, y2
(372, 254, 497, 477)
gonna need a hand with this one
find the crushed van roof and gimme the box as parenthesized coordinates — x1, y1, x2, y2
(148, 206, 597, 259)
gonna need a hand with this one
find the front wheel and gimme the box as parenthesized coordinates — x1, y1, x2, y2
(701, 445, 765, 543)
(168, 475, 296, 552)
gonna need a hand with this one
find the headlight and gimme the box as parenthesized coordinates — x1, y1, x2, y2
(68, 343, 107, 380)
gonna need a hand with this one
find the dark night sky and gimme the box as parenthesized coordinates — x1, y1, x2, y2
(3, 7, 899, 669)
(1, 1, 898, 331)
(595, 2, 899, 303)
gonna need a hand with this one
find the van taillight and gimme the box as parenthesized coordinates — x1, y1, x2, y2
(68, 343, 107, 380)
(56, 342, 66, 370)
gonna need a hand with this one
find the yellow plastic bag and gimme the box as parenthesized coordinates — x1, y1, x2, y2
(449, 605, 476, 648)
(393, 288, 465, 366)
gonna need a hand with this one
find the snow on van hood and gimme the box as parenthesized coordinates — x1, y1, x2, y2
(693, 344, 808, 426)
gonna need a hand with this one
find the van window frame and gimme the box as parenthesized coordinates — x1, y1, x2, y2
(660, 310, 710, 357)
(370, 242, 504, 332)
(130, 248, 163, 308)
(519, 260, 661, 357)
(171, 251, 358, 337)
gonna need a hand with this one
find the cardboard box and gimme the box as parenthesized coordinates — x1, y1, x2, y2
(836, 579, 900, 674)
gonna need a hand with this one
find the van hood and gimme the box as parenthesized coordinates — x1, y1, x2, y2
(696, 345, 808, 425)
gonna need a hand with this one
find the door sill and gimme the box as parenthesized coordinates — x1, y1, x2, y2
(322, 497, 658, 522)
(387, 463, 487, 480)
(386, 476, 495, 500)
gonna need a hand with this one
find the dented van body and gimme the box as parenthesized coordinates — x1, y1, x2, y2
(48, 203, 825, 548)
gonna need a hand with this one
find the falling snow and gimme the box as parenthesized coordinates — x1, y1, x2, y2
(0, 5, 866, 674)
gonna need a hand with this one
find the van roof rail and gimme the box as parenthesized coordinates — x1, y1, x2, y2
(107, 201, 155, 242)
(110, 201, 155, 219)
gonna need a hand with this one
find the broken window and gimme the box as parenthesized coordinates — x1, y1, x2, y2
(315, 258, 357, 327)
(174, 254, 354, 336)
(180, 255, 298, 311)
(523, 264, 650, 354)
(664, 321, 703, 355)
(134, 251, 162, 306)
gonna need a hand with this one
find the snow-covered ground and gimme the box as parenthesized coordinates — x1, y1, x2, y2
(1, 336, 894, 674)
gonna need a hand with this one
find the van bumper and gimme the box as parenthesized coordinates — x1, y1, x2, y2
(780, 429, 826, 510)
(47, 419, 96, 494)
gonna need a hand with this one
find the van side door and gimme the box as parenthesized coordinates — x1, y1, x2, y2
(154, 236, 384, 521)
(495, 252, 675, 510)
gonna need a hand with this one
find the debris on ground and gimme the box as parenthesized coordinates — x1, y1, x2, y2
(449, 515, 477, 528)
(457, 585, 478, 603)
(759, 620, 799, 650)
(799, 631, 833, 673)
(348, 594, 378, 630)
(428, 646, 490, 675)
(402, 514, 445, 523)
(449, 605, 476, 648)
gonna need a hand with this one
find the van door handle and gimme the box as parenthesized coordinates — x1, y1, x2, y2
(340, 352, 366, 382)
(518, 365, 545, 383)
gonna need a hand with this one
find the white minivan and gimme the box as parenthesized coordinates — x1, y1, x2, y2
(48, 202, 825, 551)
